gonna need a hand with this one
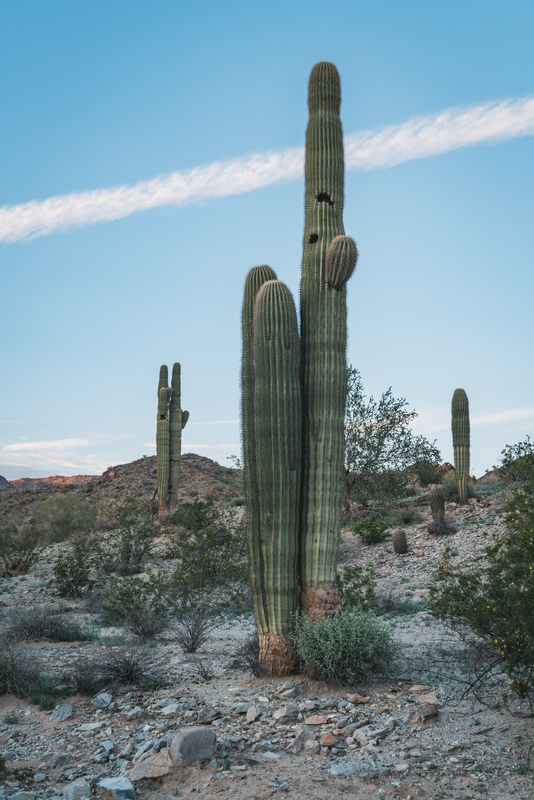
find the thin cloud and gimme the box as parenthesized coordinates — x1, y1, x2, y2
(3, 438, 91, 452)
(414, 406, 534, 433)
(1, 96, 534, 243)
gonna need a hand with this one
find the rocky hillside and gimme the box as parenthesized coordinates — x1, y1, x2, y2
(0, 453, 243, 526)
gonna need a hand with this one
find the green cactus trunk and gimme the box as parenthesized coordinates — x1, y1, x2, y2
(243, 277, 301, 675)
(169, 363, 188, 512)
(452, 388, 470, 504)
(241, 265, 277, 640)
(157, 366, 170, 522)
(299, 62, 357, 619)
(157, 363, 188, 520)
(430, 484, 445, 523)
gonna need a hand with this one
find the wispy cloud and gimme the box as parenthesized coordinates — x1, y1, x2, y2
(1, 96, 534, 244)
(1, 437, 108, 474)
(414, 406, 534, 433)
(3, 438, 90, 452)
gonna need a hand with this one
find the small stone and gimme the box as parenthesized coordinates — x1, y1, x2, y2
(78, 722, 104, 731)
(320, 733, 335, 747)
(289, 726, 315, 754)
(120, 743, 134, 758)
(92, 692, 113, 709)
(418, 692, 438, 705)
(133, 740, 154, 762)
(246, 706, 260, 723)
(274, 704, 298, 721)
(128, 749, 173, 781)
(234, 702, 253, 714)
(153, 736, 171, 752)
(395, 762, 409, 772)
(50, 704, 73, 723)
(160, 703, 181, 716)
(409, 685, 428, 694)
(305, 715, 327, 725)
(47, 754, 70, 768)
(33, 773, 46, 783)
(330, 762, 365, 776)
(98, 777, 136, 800)
(345, 693, 369, 704)
(123, 706, 144, 721)
(197, 707, 221, 724)
(168, 726, 217, 766)
(278, 782, 290, 792)
(11, 793, 36, 800)
(63, 777, 91, 800)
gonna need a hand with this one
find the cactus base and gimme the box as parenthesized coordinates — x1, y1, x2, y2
(259, 633, 296, 677)
(300, 586, 342, 620)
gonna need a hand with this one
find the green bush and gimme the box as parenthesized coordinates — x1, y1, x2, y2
(349, 514, 390, 545)
(292, 610, 399, 683)
(497, 435, 534, 484)
(3, 604, 95, 642)
(169, 500, 248, 610)
(0, 640, 60, 703)
(335, 564, 377, 611)
(53, 549, 94, 598)
(429, 469, 534, 697)
(441, 477, 477, 502)
(100, 573, 171, 639)
(0, 524, 39, 577)
(3, 713, 18, 725)
(35, 494, 97, 543)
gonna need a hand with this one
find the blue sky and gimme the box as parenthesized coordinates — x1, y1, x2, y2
(1, 0, 534, 478)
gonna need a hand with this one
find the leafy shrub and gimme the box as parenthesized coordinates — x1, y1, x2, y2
(413, 460, 442, 488)
(0, 524, 39, 577)
(3, 604, 95, 643)
(3, 713, 19, 725)
(101, 573, 171, 639)
(171, 603, 220, 653)
(169, 500, 248, 611)
(441, 477, 477, 502)
(65, 661, 105, 696)
(349, 514, 390, 545)
(92, 521, 155, 577)
(53, 549, 94, 598)
(429, 464, 534, 698)
(35, 494, 97, 542)
(389, 507, 422, 527)
(497, 435, 534, 484)
(344, 367, 441, 507)
(292, 610, 399, 683)
(375, 586, 401, 615)
(335, 564, 377, 611)
(96, 647, 162, 687)
(0, 640, 55, 698)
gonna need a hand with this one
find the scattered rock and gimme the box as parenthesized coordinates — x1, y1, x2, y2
(346, 693, 369, 704)
(305, 715, 328, 725)
(98, 777, 136, 800)
(246, 706, 260, 723)
(289, 726, 315, 754)
(63, 778, 91, 800)
(50, 704, 73, 722)
(92, 692, 113, 709)
(128, 749, 173, 781)
(168, 726, 217, 766)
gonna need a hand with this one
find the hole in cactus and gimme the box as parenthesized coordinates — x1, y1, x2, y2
(316, 192, 334, 206)
(308, 233, 319, 244)
(159, 415, 166, 420)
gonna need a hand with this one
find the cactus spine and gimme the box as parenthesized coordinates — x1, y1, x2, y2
(300, 62, 357, 619)
(451, 388, 470, 504)
(157, 363, 188, 521)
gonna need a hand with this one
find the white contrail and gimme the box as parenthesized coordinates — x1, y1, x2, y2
(1, 95, 534, 244)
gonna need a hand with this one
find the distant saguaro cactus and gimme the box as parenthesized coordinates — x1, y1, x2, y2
(157, 363, 188, 521)
(452, 389, 470, 504)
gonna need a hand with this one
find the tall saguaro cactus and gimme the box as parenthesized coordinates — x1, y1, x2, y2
(157, 363, 188, 521)
(240, 62, 358, 673)
(299, 62, 357, 619)
(452, 388, 470, 504)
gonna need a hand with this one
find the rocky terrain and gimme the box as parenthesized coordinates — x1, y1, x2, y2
(0, 460, 533, 800)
